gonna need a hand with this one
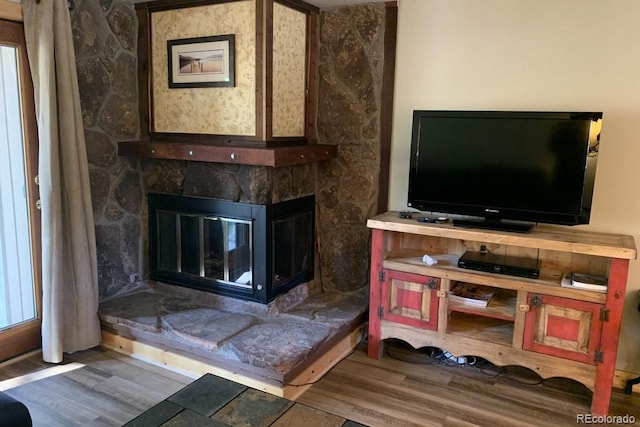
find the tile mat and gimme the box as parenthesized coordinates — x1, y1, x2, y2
(124, 373, 366, 427)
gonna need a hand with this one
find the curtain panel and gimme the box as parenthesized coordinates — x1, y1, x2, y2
(22, 0, 100, 363)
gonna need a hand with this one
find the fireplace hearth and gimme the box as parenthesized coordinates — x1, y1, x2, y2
(149, 193, 315, 303)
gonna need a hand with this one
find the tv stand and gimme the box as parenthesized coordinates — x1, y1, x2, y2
(367, 211, 636, 416)
(453, 217, 534, 233)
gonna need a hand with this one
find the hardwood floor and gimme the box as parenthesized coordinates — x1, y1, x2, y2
(0, 348, 193, 426)
(0, 340, 639, 426)
(299, 340, 640, 426)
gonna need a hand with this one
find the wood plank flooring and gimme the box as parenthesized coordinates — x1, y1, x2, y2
(0, 340, 638, 426)
(298, 340, 640, 426)
(0, 348, 194, 426)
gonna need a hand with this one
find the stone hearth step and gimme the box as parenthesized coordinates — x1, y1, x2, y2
(98, 284, 367, 392)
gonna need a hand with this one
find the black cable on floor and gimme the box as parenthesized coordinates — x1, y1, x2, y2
(383, 344, 544, 385)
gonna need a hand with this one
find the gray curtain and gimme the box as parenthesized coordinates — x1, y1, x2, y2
(22, 0, 101, 363)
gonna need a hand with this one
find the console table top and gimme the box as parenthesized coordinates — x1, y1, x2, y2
(368, 211, 637, 260)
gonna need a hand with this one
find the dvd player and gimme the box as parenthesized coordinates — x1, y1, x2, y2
(457, 251, 540, 279)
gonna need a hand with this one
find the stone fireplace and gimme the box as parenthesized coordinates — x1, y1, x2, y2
(148, 193, 315, 304)
(72, 0, 390, 397)
(74, 1, 391, 301)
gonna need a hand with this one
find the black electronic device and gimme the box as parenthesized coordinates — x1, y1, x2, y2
(407, 110, 603, 233)
(457, 250, 540, 279)
(417, 216, 449, 223)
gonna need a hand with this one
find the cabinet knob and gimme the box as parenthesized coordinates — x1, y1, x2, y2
(530, 295, 543, 307)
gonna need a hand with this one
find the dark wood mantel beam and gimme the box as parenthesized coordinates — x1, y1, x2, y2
(118, 139, 338, 167)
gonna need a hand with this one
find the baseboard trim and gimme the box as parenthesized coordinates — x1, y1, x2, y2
(614, 369, 640, 393)
(0, 349, 41, 370)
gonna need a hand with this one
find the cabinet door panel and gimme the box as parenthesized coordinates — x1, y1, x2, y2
(523, 294, 603, 364)
(381, 270, 439, 330)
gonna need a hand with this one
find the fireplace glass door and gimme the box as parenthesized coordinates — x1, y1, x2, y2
(204, 217, 252, 287)
(149, 193, 314, 303)
(272, 211, 312, 289)
(157, 211, 252, 288)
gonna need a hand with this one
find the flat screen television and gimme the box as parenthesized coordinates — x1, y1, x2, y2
(407, 110, 603, 232)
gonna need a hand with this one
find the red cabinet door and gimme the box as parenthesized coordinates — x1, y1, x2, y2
(523, 294, 603, 364)
(380, 270, 439, 330)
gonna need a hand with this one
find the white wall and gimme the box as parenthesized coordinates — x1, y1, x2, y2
(390, 0, 640, 372)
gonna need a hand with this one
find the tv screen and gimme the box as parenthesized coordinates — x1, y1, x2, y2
(407, 110, 602, 232)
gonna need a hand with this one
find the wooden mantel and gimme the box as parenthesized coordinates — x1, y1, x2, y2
(117, 139, 338, 167)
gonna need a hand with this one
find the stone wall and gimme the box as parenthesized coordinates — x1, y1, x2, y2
(71, 0, 142, 300)
(316, 4, 386, 292)
(71, 1, 387, 300)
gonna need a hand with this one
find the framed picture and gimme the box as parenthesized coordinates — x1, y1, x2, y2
(167, 34, 235, 88)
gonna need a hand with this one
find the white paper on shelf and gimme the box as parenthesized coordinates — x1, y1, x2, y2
(422, 254, 438, 266)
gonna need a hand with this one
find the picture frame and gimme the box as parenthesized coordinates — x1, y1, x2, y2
(167, 34, 235, 88)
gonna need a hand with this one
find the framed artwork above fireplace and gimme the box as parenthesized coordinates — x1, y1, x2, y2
(167, 34, 235, 89)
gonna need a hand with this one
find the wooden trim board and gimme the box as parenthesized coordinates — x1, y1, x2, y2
(614, 369, 640, 393)
(117, 139, 337, 167)
(368, 212, 637, 259)
(101, 323, 365, 400)
(0, 0, 22, 22)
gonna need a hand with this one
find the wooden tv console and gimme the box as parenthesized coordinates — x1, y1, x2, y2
(367, 211, 636, 415)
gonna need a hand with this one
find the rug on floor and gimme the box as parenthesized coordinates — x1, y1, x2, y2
(124, 373, 366, 427)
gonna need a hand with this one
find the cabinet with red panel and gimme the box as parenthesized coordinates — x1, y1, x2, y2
(523, 294, 604, 365)
(379, 269, 439, 330)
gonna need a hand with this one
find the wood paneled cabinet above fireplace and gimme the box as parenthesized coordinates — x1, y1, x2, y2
(119, 0, 334, 166)
(367, 212, 636, 416)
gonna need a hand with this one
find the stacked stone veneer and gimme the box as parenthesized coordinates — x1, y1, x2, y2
(71, 1, 387, 300)
(71, 0, 140, 300)
(316, 4, 385, 292)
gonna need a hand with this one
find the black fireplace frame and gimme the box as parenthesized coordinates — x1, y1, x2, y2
(148, 193, 315, 303)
